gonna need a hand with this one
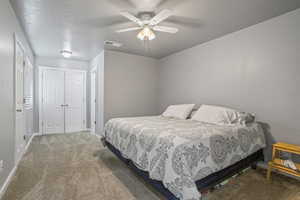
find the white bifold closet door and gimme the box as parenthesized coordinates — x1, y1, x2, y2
(65, 71, 86, 133)
(41, 68, 86, 134)
(42, 69, 65, 134)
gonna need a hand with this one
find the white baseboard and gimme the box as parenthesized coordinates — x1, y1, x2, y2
(0, 165, 17, 199)
(0, 133, 37, 199)
(38, 131, 87, 136)
(94, 133, 102, 140)
(33, 132, 41, 136)
(0, 131, 103, 198)
(88, 131, 102, 140)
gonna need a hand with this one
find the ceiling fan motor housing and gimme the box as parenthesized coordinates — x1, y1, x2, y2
(116, 9, 178, 40)
(138, 12, 155, 24)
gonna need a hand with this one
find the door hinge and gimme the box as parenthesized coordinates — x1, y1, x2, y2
(94, 121, 96, 124)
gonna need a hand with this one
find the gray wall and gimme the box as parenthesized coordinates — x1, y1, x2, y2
(0, 0, 34, 190)
(104, 50, 159, 124)
(159, 9, 300, 159)
(34, 56, 89, 132)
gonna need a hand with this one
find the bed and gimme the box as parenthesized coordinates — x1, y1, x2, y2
(103, 116, 266, 200)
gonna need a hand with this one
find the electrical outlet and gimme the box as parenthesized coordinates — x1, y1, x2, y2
(0, 160, 4, 172)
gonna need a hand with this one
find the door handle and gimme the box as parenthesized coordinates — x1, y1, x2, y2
(16, 109, 23, 112)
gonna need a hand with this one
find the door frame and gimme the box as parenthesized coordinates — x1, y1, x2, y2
(90, 66, 97, 133)
(38, 66, 87, 134)
(24, 57, 34, 137)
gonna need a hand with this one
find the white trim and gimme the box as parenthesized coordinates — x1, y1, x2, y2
(0, 133, 37, 199)
(82, 71, 87, 131)
(88, 131, 102, 140)
(39, 131, 89, 136)
(95, 134, 102, 140)
(0, 131, 99, 198)
(90, 69, 97, 133)
(90, 66, 97, 73)
(33, 132, 42, 136)
(38, 67, 43, 134)
(39, 66, 87, 73)
(0, 166, 17, 199)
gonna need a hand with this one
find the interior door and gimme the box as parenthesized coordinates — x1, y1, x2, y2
(42, 69, 65, 134)
(65, 71, 86, 133)
(90, 71, 96, 133)
(15, 42, 25, 164)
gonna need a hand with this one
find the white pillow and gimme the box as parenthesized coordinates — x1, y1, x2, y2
(162, 104, 195, 120)
(191, 104, 239, 124)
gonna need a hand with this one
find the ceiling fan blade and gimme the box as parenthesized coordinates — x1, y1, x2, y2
(149, 9, 173, 26)
(79, 16, 129, 29)
(120, 11, 143, 26)
(153, 26, 178, 33)
(165, 16, 202, 28)
(116, 27, 142, 33)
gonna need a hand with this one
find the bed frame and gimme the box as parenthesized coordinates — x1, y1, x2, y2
(105, 140, 264, 200)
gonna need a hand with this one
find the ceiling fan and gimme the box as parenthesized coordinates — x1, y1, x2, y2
(116, 9, 178, 41)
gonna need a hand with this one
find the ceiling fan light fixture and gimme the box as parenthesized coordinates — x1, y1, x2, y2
(137, 27, 156, 41)
(60, 50, 72, 58)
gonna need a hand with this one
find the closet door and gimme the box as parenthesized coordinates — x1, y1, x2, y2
(42, 69, 65, 134)
(65, 71, 86, 133)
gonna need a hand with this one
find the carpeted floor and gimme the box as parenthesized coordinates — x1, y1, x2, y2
(205, 168, 300, 200)
(2, 132, 300, 200)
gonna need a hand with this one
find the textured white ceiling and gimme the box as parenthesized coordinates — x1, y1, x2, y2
(10, 0, 300, 60)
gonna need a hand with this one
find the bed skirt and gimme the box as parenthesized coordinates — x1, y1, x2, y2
(104, 140, 264, 200)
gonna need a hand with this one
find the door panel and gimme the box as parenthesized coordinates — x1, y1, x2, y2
(65, 71, 86, 133)
(42, 69, 65, 134)
(15, 42, 25, 164)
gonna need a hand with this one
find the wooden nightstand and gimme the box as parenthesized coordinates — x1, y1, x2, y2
(267, 142, 300, 180)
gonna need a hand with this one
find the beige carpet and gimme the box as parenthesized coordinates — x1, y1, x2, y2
(2, 132, 300, 200)
(205, 168, 300, 200)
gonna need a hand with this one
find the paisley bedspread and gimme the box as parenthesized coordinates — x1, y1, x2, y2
(104, 116, 266, 200)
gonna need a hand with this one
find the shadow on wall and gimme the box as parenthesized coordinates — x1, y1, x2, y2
(258, 122, 300, 163)
(257, 122, 276, 162)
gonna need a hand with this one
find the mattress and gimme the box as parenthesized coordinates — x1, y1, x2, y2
(104, 116, 266, 200)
